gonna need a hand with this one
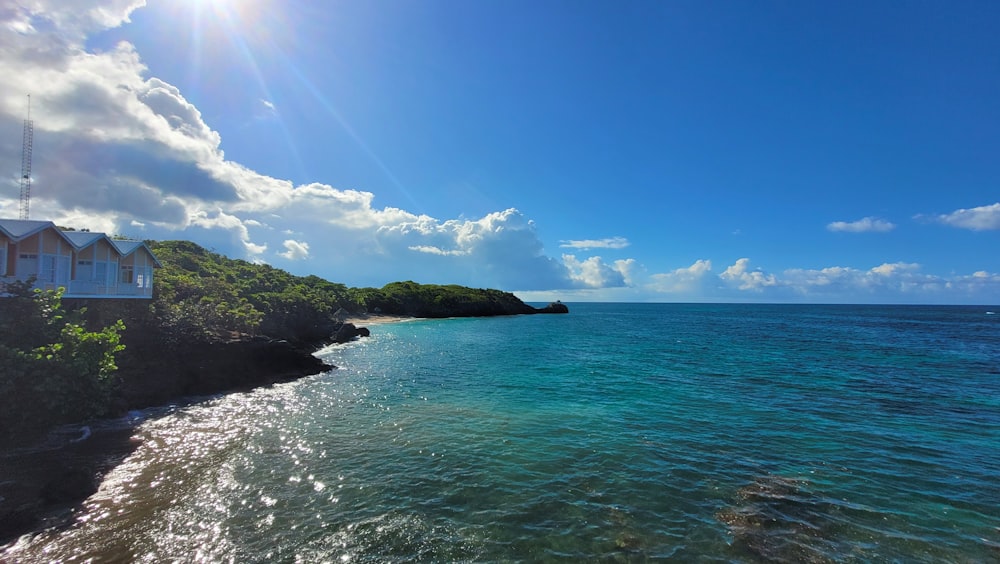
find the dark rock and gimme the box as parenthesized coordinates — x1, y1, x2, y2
(116, 337, 333, 409)
(535, 301, 569, 314)
(333, 323, 369, 343)
(42, 467, 97, 504)
(1, 425, 136, 545)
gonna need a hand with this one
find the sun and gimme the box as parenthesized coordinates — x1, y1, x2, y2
(182, 0, 279, 44)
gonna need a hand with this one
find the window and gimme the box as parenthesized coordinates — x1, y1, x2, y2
(120, 265, 134, 284)
(0, 243, 6, 276)
(77, 260, 93, 266)
(39, 255, 69, 285)
(17, 253, 38, 280)
(40, 255, 57, 283)
(95, 261, 108, 285)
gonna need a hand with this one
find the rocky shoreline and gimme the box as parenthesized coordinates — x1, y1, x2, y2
(0, 322, 370, 546)
(0, 302, 567, 546)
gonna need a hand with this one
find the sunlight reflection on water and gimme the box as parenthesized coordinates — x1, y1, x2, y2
(4, 305, 999, 562)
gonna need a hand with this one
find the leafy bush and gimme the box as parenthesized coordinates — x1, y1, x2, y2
(0, 280, 125, 444)
(148, 241, 362, 342)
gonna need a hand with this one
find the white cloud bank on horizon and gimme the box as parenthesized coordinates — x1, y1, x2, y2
(827, 217, 896, 233)
(521, 258, 1000, 304)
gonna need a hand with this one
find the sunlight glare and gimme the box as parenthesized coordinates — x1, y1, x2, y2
(183, 0, 284, 48)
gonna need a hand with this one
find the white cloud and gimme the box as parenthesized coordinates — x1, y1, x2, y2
(613, 258, 638, 286)
(559, 237, 630, 250)
(747, 261, 1000, 303)
(648, 259, 713, 293)
(4, 2, 996, 305)
(374, 208, 577, 290)
(869, 262, 920, 277)
(720, 258, 777, 291)
(0, 2, 644, 292)
(279, 239, 310, 260)
(189, 210, 266, 256)
(562, 255, 630, 288)
(408, 245, 469, 256)
(929, 202, 1000, 231)
(827, 217, 896, 233)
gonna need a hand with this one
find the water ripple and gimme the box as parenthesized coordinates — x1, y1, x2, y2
(4, 305, 999, 561)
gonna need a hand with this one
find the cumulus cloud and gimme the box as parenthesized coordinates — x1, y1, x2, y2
(648, 259, 713, 293)
(720, 258, 778, 291)
(927, 202, 1000, 231)
(189, 210, 267, 256)
(869, 262, 920, 277)
(0, 2, 642, 292)
(279, 239, 310, 260)
(562, 255, 631, 288)
(374, 208, 577, 290)
(559, 237, 630, 250)
(780, 262, 955, 300)
(827, 217, 896, 233)
(7, 2, 993, 304)
(708, 260, 1000, 303)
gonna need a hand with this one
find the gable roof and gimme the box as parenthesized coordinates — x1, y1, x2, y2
(112, 239, 163, 267)
(0, 218, 160, 266)
(62, 230, 111, 249)
(0, 219, 60, 241)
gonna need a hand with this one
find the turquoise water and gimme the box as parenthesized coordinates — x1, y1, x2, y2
(4, 304, 999, 562)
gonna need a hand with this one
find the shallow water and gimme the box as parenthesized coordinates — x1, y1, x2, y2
(4, 304, 999, 561)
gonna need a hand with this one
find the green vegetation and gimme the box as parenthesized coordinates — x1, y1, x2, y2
(362, 281, 535, 317)
(1, 240, 545, 445)
(148, 240, 537, 338)
(150, 240, 360, 343)
(0, 280, 125, 444)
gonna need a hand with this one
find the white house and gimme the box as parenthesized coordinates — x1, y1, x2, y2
(0, 219, 160, 299)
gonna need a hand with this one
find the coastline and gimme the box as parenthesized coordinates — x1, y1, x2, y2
(1, 303, 565, 546)
(0, 329, 350, 546)
(342, 314, 415, 326)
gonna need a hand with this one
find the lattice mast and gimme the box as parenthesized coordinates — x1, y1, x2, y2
(19, 94, 34, 220)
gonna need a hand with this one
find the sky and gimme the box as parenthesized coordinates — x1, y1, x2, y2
(1, 0, 998, 304)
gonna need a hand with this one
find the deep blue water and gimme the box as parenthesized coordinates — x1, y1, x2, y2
(5, 303, 1000, 562)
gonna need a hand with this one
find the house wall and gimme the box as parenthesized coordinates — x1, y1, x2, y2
(71, 239, 119, 295)
(118, 248, 155, 295)
(11, 230, 73, 288)
(0, 235, 8, 276)
(72, 240, 117, 276)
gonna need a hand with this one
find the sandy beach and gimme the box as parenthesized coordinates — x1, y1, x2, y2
(343, 314, 415, 326)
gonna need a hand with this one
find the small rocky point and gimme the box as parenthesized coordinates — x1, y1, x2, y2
(535, 301, 569, 314)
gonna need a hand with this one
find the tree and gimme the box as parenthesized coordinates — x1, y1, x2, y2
(0, 280, 125, 445)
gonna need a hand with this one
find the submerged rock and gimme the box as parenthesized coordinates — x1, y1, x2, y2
(717, 474, 843, 563)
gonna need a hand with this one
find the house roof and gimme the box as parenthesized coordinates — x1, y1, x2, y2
(0, 219, 58, 241)
(111, 239, 163, 267)
(62, 230, 110, 249)
(1, 218, 160, 266)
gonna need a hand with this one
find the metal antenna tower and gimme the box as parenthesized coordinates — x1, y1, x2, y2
(19, 94, 34, 220)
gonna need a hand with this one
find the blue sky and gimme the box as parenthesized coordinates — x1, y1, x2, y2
(1, 1, 998, 303)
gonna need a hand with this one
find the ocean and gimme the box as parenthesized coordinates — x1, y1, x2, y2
(4, 303, 999, 562)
